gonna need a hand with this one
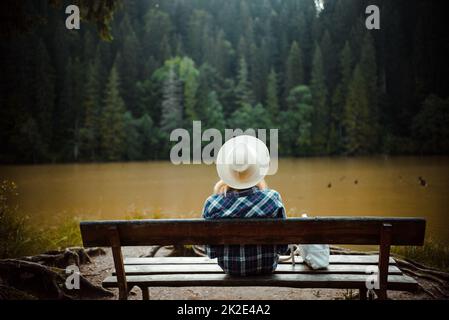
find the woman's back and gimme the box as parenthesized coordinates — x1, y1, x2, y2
(202, 186, 288, 276)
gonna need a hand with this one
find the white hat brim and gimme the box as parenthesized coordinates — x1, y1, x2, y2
(216, 135, 270, 189)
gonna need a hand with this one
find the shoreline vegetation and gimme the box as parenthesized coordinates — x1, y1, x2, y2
(1, 180, 448, 272)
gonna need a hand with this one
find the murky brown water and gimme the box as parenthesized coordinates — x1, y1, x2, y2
(1, 157, 448, 244)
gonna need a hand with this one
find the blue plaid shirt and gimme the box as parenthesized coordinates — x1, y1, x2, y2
(202, 187, 288, 276)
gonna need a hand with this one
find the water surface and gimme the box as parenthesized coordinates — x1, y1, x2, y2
(1, 157, 448, 244)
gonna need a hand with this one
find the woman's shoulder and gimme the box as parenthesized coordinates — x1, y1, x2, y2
(204, 193, 223, 204)
(259, 188, 282, 200)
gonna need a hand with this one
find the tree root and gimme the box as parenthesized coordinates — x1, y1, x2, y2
(20, 247, 106, 268)
(329, 245, 449, 299)
(0, 284, 37, 300)
(0, 247, 112, 300)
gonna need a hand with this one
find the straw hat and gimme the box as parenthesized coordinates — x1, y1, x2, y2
(216, 135, 270, 189)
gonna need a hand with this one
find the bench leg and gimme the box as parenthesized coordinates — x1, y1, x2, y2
(359, 287, 367, 300)
(377, 289, 388, 300)
(142, 287, 149, 300)
(109, 227, 128, 300)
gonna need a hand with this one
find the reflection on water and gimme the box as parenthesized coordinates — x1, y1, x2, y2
(1, 157, 448, 244)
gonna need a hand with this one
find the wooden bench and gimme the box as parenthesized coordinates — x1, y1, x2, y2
(80, 217, 426, 300)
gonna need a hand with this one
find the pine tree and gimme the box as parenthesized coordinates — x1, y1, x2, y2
(144, 9, 172, 61)
(359, 32, 379, 149)
(235, 57, 254, 107)
(209, 29, 234, 78)
(32, 39, 55, 156)
(320, 30, 338, 92)
(138, 113, 159, 159)
(160, 66, 183, 134)
(204, 91, 225, 131)
(179, 58, 199, 122)
(330, 41, 353, 154)
(100, 66, 126, 161)
(80, 62, 101, 160)
(285, 41, 304, 96)
(266, 68, 280, 124)
(344, 65, 371, 155)
(123, 111, 141, 160)
(187, 9, 212, 64)
(310, 43, 329, 154)
(116, 14, 141, 115)
(280, 85, 314, 156)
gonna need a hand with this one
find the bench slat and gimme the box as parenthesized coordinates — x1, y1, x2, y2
(119, 264, 402, 275)
(80, 217, 426, 246)
(124, 255, 396, 265)
(102, 274, 417, 291)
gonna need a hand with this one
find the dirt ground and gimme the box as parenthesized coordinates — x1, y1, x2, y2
(80, 246, 432, 300)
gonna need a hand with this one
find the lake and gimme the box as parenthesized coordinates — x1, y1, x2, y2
(1, 157, 448, 245)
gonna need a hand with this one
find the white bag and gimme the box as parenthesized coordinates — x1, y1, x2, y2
(298, 244, 330, 270)
(290, 213, 330, 270)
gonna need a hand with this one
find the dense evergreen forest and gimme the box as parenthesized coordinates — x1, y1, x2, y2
(1, 0, 448, 163)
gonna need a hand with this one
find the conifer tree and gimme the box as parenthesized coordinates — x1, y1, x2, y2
(330, 41, 353, 154)
(235, 57, 254, 107)
(266, 68, 280, 124)
(285, 41, 304, 95)
(80, 62, 101, 160)
(204, 91, 225, 131)
(100, 66, 126, 161)
(359, 33, 379, 149)
(310, 43, 329, 154)
(160, 66, 183, 134)
(344, 64, 370, 155)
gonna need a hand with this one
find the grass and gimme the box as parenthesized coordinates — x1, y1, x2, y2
(392, 239, 449, 272)
(0, 180, 82, 259)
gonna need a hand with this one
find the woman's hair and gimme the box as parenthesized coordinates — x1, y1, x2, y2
(213, 179, 267, 195)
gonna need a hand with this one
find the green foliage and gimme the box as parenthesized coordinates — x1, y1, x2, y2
(310, 43, 329, 153)
(100, 66, 126, 160)
(229, 102, 272, 133)
(266, 68, 280, 124)
(0, 180, 81, 259)
(203, 92, 225, 131)
(412, 95, 449, 153)
(235, 57, 254, 107)
(392, 239, 449, 272)
(285, 41, 304, 95)
(330, 42, 353, 154)
(1, 0, 448, 162)
(280, 85, 314, 156)
(160, 66, 183, 134)
(79, 62, 101, 161)
(344, 65, 371, 155)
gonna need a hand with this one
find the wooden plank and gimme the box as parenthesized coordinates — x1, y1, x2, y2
(109, 227, 128, 300)
(124, 255, 396, 265)
(102, 273, 418, 292)
(118, 263, 402, 275)
(378, 223, 392, 300)
(142, 287, 149, 300)
(80, 217, 426, 247)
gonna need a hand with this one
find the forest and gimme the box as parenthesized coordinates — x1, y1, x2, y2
(0, 0, 448, 163)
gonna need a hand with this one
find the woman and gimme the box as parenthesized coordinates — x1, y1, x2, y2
(202, 135, 288, 276)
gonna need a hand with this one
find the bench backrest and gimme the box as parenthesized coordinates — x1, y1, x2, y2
(80, 217, 426, 247)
